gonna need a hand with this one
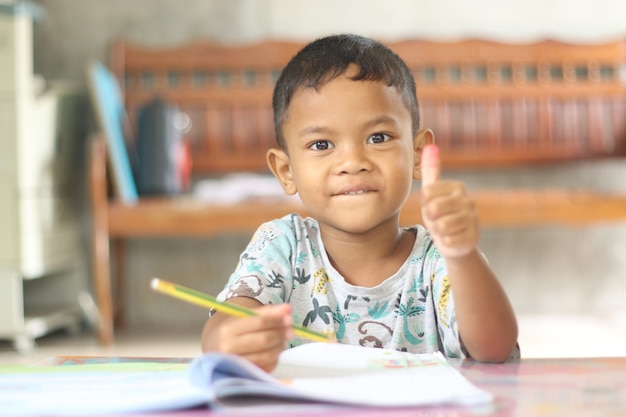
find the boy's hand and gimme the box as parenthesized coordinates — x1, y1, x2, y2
(420, 144, 478, 259)
(212, 303, 293, 372)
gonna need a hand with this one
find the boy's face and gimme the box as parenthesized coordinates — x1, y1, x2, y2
(269, 68, 423, 235)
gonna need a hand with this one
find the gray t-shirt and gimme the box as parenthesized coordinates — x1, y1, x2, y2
(216, 213, 473, 357)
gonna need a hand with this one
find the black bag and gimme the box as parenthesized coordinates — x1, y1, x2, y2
(135, 98, 191, 195)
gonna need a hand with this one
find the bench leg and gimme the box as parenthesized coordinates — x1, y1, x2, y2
(92, 233, 114, 345)
(113, 239, 127, 328)
(89, 136, 114, 345)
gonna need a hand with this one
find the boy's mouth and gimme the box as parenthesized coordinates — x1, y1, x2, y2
(334, 184, 376, 196)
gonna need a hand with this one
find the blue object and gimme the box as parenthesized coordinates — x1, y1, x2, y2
(87, 62, 139, 204)
(0, 1, 46, 21)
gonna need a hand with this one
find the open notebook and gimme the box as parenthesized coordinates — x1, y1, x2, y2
(0, 343, 492, 415)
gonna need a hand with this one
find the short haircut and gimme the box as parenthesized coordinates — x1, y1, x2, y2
(272, 33, 420, 149)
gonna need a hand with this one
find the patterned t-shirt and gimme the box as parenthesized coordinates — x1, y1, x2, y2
(216, 213, 492, 358)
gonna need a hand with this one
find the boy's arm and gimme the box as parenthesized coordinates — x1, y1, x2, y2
(201, 297, 293, 372)
(443, 250, 518, 362)
(420, 145, 518, 362)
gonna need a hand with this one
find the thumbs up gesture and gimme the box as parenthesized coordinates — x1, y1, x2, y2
(420, 144, 478, 259)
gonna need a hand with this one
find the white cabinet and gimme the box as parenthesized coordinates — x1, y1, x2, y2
(0, 4, 85, 352)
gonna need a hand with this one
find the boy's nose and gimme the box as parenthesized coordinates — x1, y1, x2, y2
(336, 145, 372, 174)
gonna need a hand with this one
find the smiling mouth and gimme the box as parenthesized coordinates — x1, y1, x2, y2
(334, 184, 377, 196)
(335, 189, 377, 197)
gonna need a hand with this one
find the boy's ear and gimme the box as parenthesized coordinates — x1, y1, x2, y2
(266, 148, 298, 195)
(412, 129, 435, 181)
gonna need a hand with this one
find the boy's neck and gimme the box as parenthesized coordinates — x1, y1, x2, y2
(320, 224, 416, 288)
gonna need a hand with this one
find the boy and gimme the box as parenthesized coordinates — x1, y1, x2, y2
(201, 34, 519, 371)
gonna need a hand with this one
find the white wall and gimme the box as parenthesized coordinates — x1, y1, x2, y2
(263, 0, 626, 42)
(32, 0, 626, 80)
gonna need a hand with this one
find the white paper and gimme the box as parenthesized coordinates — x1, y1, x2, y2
(0, 343, 493, 415)
(196, 343, 493, 407)
(0, 369, 207, 416)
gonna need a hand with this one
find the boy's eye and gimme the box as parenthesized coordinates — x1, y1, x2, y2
(368, 133, 389, 144)
(310, 140, 333, 151)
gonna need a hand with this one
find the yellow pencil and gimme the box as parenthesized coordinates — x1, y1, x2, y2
(150, 278, 330, 343)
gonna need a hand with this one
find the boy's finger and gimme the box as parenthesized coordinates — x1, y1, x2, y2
(421, 144, 441, 186)
(257, 303, 292, 318)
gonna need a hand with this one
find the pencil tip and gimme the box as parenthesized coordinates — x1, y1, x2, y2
(150, 278, 160, 289)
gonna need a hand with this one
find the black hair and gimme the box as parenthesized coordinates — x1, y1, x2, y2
(272, 33, 420, 149)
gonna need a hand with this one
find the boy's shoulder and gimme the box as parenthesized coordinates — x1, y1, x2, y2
(260, 215, 433, 247)
(255, 215, 437, 261)
(249, 213, 319, 249)
(260, 213, 318, 234)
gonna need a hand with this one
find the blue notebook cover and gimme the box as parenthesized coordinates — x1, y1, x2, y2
(87, 61, 138, 204)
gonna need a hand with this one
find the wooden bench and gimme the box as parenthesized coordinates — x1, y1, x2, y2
(89, 38, 626, 345)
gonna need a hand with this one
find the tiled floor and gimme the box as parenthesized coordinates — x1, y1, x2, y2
(1, 314, 625, 365)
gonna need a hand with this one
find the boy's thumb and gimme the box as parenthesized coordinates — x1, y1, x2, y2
(421, 144, 441, 186)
